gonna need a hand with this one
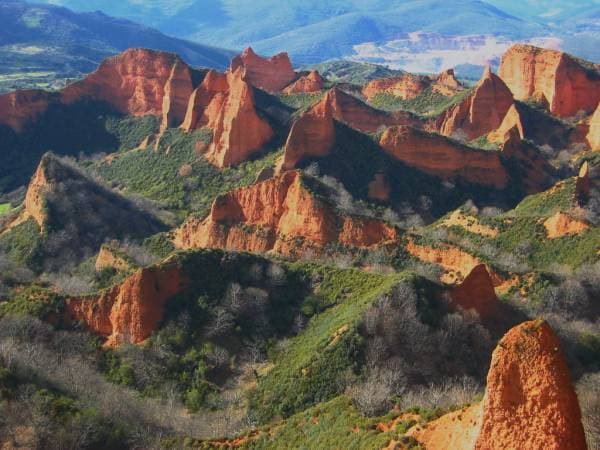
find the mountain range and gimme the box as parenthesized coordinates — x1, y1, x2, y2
(30, 0, 600, 68)
(0, 0, 234, 91)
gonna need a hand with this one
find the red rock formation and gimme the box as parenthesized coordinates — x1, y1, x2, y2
(173, 171, 398, 257)
(499, 44, 600, 118)
(66, 262, 188, 346)
(283, 71, 325, 94)
(487, 104, 525, 143)
(281, 94, 335, 170)
(437, 66, 514, 140)
(436, 69, 461, 90)
(588, 103, 600, 151)
(0, 89, 57, 132)
(62, 49, 194, 120)
(475, 320, 587, 450)
(230, 47, 296, 93)
(203, 70, 274, 167)
(379, 126, 508, 188)
(449, 264, 498, 318)
(160, 60, 195, 131)
(95, 244, 133, 272)
(23, 154, 52, 231)
(362, 73, 431, 101)
(181, 70, 229, 132)
(544, 211, 589, 239)
(327, 87, 419, 133)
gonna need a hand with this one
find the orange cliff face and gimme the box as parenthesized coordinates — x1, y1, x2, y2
(160, 60, 196, 131)
(499, 44, 600, 118)
(0, 89, 57, 132)
(588, 103, 600, 151)
(203, 70, 274, 168)
(437, 66, 514, 140)
(173, 171, 398, 257)
(283, 70, 325, 94)
(182, 68, 273, 168)
(66, 262, 188, 347)
(22, 153, 52, 230)
(62, 49, 195, 119)
(362, 73, 432, 101)
(326, 87, 419, 133)
(410, 320, 587, 450)
(449, 264, 498, 318)
(379, 126, 508, 189)
(475, 320, 587, 450)
(281, 93, 336, 171)
(230, 47, 296, 93)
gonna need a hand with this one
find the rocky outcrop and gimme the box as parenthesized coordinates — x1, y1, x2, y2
(487, 104, 525, 144)
(283, 71, 325, 94)
(379, 126, 508, 188)
(575, 162, 590, 206)
(13, 153, 164, 254)
(411, 320, 587, 450)
(203, 69, 274, 167)
(181, 69, 230, 132)
(475, 320, 587, 450)
(499, 44, 600, 118)
(588, 103, 600, 151)
(230, 47, 296, 93)
(362, 73, 431, 101)
(62, 49, 195, 119)
(281, 94, 336, 170)
(66, 262, 188, 346)
(449, 265, 498, 318)
(437, 66, 514, 140)
(160, 60, 195, 131)
(435, 69, 462, 94)
(406, 239, 486, 284)
(543, 211, 589, 239)
(173, 171, 398, 257)
(95, 244, 134, 272)
(0, 89, 56, 132)
(327, 88, 419, 133)
(409, 403, 483, 450)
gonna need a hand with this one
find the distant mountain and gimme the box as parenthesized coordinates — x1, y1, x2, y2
(0, 0, 235, 92)
(31, 0, 600, 71)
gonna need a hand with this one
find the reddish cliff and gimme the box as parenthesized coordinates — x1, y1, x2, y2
(449, 264, 498, 318)
(436, 69, 462, 91)
(588, 103, 600, 151)
(62, 49, 194, 119)
(379, 126, 508, 188)
(544, 211, 589, 239)
(281, 94, 336, 170)
(95, 244, 133, 272)
(66, 262, 188, 346)
(499, 44, 600, 118)
(283, 71, 325, 94)
(327, 87, 419, 133)
(487, 104, 525, 143)
(475, 320, 587, 450)
(230, 47, 296, 92)
(203, 69, 274, 167)
(0, 89, 56, 132)
(160, 60, 195, 131)
(22, 154, 52, 231)
(181, 69, 230, 132)
(362, 73, 432, 100)
(437, 66, 514, 140)
(173, 171, 398, 257)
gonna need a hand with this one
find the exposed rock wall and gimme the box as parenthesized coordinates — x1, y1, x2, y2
(499, 44, 600, 118)
(230, 47, 296, 92)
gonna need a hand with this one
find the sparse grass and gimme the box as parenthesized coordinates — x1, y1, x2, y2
(0, 203, 11, 214)
(369, 87, 472, 117)
(276, 92, 324, 110)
